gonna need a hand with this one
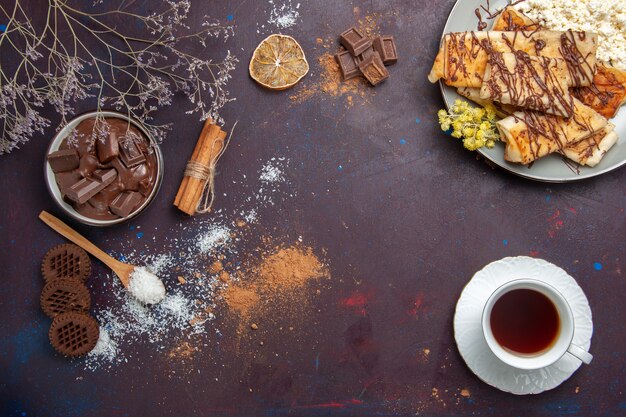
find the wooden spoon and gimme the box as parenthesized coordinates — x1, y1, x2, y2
(39, 210, 134, 287)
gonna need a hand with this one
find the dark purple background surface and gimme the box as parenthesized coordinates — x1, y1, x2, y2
(1, 1, 625, 416)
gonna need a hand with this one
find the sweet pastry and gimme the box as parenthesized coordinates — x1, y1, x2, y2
(496, 98, 608, 164)
(573, 64, 626, 119)
(428, 30, 597, 88)
(559, 124, 618, 167)
(480, 51, 574, 117)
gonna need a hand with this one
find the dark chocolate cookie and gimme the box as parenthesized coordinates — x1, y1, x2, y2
(40, 278, 91, 318)
(42, 244, 91, 282)
(49, 312, 99, 357)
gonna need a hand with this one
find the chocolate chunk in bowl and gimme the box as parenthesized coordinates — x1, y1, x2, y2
(44, 111, 163, 226)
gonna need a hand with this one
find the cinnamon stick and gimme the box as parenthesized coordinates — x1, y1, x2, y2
(186, 129, 227, 212)
(174, 118, 213, 206)
(174, 120, 226, 215)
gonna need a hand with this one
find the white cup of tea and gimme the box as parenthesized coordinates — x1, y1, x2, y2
(482, 278, 593, 370)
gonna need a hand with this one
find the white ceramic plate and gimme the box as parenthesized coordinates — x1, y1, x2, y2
(439, 0, 626, 182)
(454, 256, 593, 395)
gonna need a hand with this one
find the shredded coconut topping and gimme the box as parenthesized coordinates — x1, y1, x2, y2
(268, 1, 300, 29)
(197, 225, 231, 254)
(128, 267, 166, 304)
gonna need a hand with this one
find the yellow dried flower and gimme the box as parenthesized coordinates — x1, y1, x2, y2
(436, 100, 501, 151)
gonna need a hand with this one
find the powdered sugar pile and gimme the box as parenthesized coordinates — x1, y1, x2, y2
(268, 1, 300, 29)
(252, 157, 289, 206)
(197, 224, 231, 254)
(260, 158, 285, 183)
(88, 329, 118, 367)
(128, 267, 166, 304)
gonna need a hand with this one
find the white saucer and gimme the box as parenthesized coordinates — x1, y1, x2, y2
(454, 256, 593, 395)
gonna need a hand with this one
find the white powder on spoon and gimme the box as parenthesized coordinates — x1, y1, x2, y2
(128, 266, 166, 304)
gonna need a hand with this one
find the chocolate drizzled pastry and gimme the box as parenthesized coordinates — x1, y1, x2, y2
(480, 51, 574, 117)
(496, 98, 608, 164)
(492, 6, 542, 32)
(573, 64, 626, 119)
(459, 84, 619, 167)
(49, 312, 99, 357)
(428, 30, 598, 89)
(42, 244, 91, 282)
(49, 117, 157, 220)
(40, 278, 91, 318)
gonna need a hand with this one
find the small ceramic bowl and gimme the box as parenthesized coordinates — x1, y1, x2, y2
(44, 111, 163, 227)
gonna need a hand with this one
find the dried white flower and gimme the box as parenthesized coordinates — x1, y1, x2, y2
(0, 0, 237, 154)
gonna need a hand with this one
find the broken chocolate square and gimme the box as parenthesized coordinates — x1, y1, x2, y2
(335, 50, 360, 80)
(138, 177, 153, 197)
(358, 54, 389, 86)
(55, 171, 82, 196)
(373, 36, 398, 65)
(65, 168, 117, 204)
(118, 137, 146, 168)
(47, 149, 80, 173)
(339, 27, 372, 56)
(109, 191, 142, 218)
(97, 131, 120, 163)
(91, 168, 117, 184)
(353, 46, 377, 66)
(65, 178, 103, 205)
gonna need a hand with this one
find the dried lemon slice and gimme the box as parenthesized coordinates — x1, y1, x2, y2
(249, 34, 309, 90)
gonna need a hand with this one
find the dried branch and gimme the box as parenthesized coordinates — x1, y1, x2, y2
(0, 0, 237, 154)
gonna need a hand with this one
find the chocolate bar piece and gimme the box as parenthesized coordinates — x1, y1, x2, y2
(335, 50, 360, 80)
(339, 27, 372, 56)
(65, 168, 117, 204)
(138, 177, 153, 197)
(55, 171, 82, 196)
(109, 191, 142, 218)
(97, 131, 119, 163)
(354, 46, 376, 66)
(118, 137, 146, 168)
(373, 36, 398, 65)
(92, 168, 117, 184)
(48, 149, 80, 173)
(358, 54, 389, 86)
(65, 178, 103, 204)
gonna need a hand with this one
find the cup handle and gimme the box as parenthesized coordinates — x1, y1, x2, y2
(567, 343, 593, 364)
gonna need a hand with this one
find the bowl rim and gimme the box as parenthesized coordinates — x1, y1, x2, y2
(44, 110, 164, 227)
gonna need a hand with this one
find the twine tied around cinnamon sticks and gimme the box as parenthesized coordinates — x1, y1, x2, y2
(174, 119, 235, 215)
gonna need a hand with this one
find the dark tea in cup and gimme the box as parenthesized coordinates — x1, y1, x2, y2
(490, 288, 560, 355)
(482, 277, 592, 369)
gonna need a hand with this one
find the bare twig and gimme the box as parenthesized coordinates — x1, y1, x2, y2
(0, 0, 237, 154)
